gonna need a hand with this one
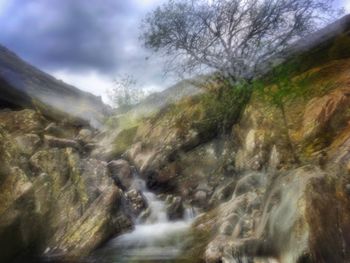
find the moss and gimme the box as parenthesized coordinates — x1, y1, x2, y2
(112, 126, 138, 157)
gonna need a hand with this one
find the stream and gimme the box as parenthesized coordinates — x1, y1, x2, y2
(89, 175, 196, 263)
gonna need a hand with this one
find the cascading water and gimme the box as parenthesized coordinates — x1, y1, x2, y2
(89, 173, 196, 263)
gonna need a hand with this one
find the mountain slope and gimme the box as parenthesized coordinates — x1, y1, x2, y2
(0, 45, 110, 127)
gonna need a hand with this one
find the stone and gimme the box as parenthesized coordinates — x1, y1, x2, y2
(345, 184, 350, 196)
(15, 134, 41, 155)
(219, 221, 234, 236)
(44, 135, 81, 151)
(193, 190, 208, 207)
(107, 160, 133, 190)
(44, 123, 65, 137)
(165, 195, 184, 220)
(125, 189, 148, 216)
(76, 128, 93, 143)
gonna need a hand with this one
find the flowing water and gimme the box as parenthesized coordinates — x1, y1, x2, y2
(89, 175, 196, 263)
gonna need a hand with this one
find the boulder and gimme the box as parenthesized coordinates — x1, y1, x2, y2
(44, 123, 66, 137)
(125, 189, 148, 216)
(15, 133, 41, 155)
(44, 135, 81, 151)
(107, 160, 133, 190)
(47, 185, 132, 260)
(193, 190, 208, 207)
(76, 128, 93, 143)
(165, 195, 184, 220)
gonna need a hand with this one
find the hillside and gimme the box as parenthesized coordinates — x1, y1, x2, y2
(0, 45, 110, 127)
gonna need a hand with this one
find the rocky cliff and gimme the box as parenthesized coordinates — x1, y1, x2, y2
(0, 109, 136, 262)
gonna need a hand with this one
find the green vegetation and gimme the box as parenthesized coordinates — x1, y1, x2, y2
(159, 78, 252, 140)
(111, 126, 138, 157)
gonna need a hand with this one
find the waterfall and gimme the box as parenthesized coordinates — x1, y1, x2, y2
(89, 173, 196, 263)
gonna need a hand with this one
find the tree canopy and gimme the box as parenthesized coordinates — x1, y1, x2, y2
(141, 0, 340, 82)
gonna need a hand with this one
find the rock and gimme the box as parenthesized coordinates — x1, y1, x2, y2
(0, 109, 44, 133)
(138, 207, 151, 223)
(165, 195, 184, 220)
(233, 172, 264, 197)
(301, 87, 350, 140)
(345, 184, 350, 196)
(125, 189, 148, 216)
(107, 160, 133, 190)
(44, 135, 81, 151)
(209, 179, 236, 206)
(76, 128, 93, 143)
(47, 185, 132, 260)
(15, 134, 41, 155)
(84, 143, 99, 152)
(219, 221, 234, 236)
(44, 123, 66, 137)
(205, 235, 229, 263)
(193, 190, 208, 207)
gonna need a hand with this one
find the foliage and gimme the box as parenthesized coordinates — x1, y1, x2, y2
(108, 74, 145, 109)
(141, 0, 339, 82)
(329, 34, 350, 60)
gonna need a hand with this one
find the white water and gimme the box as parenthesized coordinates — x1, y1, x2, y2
(90, 175, 196, 263)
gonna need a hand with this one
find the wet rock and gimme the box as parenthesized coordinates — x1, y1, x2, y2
(107, 160, 133, 190)
(15, 134, 41, 155)
(165, 195, 184, 220)
(138, 207, 151, 223)
(126, 189, 148, 216)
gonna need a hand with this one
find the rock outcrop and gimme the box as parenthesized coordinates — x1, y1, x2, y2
(0, 109, 132, 262)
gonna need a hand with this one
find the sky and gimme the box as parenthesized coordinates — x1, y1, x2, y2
(0, 0, 349, 104)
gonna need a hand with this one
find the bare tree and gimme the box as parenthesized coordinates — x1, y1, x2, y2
(141, 0, 340, 83)
(108, 74, 145, 109)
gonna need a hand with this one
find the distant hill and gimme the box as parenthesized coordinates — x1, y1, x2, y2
(116, 78, 204, 119)
(0, 45, 111, 127)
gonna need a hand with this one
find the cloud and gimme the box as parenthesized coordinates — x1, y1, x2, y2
(346, 0, 350, 13)
(0, 0, 137, 73)
(0, 0, 174, 98)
